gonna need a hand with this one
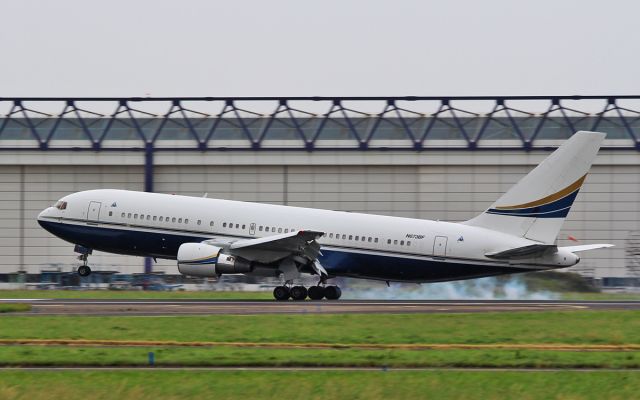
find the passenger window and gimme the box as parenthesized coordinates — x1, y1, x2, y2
(329, 233, 333, 238)
(355, 236, 359, 241)
(197, 220, 201, 225)
(140, 214, 144, 219)
(172, 217, 176, 223)
(259, 226, 263, 231)
(368, 237, 372, 242)
(272, 227, 276, 232)
(242, 224, 246, 229)
(109, 211, 113, 217)
(209, 221, 214, 226)
(159, 217, 163, 222)
(349, 235, 353, 240)
(285, 229, 289, 233)
(387, 239, 391, 244)
(394, 240, 398, 245)
(121, 212, 125, 218)
(134, 214, 138, 219)
(223, 223, 227, 228)
(185, 219, 189, 224)
(127, 213, 131, 218)
(153, 216, 157, 221)
(361, 237, 365, 241)
(178, 218, 182, 223)
(342, 234, 346, 240)
(278, 228, 282, 233)
(407, 241, 411, 246)
(400, 240, 405, 246)
(375, 238, 379, 243)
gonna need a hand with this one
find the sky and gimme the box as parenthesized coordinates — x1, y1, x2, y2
(1, 0, 639, 98)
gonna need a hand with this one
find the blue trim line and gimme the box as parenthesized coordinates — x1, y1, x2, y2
(486, 189, 580, 219)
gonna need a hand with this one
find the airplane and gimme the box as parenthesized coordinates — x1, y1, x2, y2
(37, 131, 613, 301)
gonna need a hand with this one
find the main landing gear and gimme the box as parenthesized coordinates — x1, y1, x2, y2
(272, 284, 342, 301)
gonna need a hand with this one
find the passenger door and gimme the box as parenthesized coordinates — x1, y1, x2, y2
(249, 223, 256, 235)
(87, 201, 102, 222)
(433, 236, 448, 257)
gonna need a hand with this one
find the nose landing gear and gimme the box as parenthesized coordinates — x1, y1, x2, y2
(74, 245, 92, 277)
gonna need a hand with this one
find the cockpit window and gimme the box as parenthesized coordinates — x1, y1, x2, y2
(54, 201, 67, 210)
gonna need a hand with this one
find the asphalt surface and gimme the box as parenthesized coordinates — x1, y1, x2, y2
(2, 299, 640, 316)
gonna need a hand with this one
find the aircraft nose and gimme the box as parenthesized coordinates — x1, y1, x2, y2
(37, 207, 51, 221)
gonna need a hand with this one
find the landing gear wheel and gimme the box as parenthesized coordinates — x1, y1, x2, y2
(307, 286, 325, 300)
(324, 285, 342, 300)
(290, 286, 308, 301)
(273, 286, 291, 301)
(78, 265, 92, 277)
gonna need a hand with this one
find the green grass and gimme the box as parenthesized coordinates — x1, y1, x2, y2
(1, 370, 640, 400)
(1, 312, 639, 345)
(0, 290, 272, 300)
(0, 304, 31, 313)
(0, 345, 638, 369)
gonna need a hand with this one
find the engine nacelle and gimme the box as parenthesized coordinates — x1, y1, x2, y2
(177, 243, 252, 277)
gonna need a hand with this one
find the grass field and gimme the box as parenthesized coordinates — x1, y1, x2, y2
(0, 304, 31, 313)
(1, 370, 639, 400)
(1, 311, 638, 344)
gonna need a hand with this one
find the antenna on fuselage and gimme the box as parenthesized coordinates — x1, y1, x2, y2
(203, 193, 208, 198)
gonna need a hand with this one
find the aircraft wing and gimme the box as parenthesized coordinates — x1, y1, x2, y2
(203, 230, 324, 265)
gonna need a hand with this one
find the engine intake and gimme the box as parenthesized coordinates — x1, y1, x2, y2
(177, 243, 251, 277)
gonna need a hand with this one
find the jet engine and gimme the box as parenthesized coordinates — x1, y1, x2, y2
(177, 243, 251, 277)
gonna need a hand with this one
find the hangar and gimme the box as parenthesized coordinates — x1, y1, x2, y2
(1, 96, 638, 285)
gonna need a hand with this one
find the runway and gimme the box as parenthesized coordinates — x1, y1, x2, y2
(2, 299, 640, 316)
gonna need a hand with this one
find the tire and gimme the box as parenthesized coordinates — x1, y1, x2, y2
(308, 286, 325, 300)
(324, 285, 342, 300)
(273, 286, 291, 301)
(290, 286, 308, 301)
(78, 265, 92, 277)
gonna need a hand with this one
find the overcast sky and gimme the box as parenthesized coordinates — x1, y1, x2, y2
(1, 0, 639, 98)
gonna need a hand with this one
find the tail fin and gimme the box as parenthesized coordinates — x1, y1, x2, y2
(464, 131, 606, 244)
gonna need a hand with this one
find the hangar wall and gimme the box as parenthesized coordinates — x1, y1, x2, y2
(0, 150, 637, 279)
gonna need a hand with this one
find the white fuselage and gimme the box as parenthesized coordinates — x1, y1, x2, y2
(37, 189, 578, 282)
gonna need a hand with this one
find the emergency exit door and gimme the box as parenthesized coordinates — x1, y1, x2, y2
(433, 236, 448, 257)
(87, 201, 102, 221)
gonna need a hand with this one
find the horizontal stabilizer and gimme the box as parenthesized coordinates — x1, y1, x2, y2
(486, 244, 556, 259)
(560, 244, 614, 253)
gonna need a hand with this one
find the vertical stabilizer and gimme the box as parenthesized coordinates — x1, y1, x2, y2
(463, 131, 606, 244)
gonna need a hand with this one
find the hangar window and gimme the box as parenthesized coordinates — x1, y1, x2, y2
(197, 220, 201, 225)
(121, 213, 125, 218)
(153, 216, 157, 221)
(172, 217, 176, 223)
(109, 211, 113, 217)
